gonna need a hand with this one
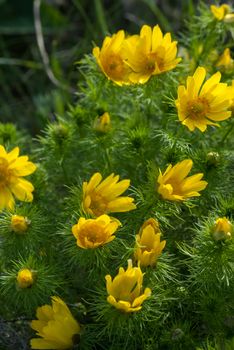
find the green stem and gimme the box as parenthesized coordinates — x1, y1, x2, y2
(94, 0, 109, 36)
(104, 147, 112, 172)
(141, 0, 172, 32)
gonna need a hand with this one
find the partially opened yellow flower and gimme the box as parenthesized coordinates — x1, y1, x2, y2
(175, 67, 233, 132)
(11, 214, 30, 233)
(123, 24, 181, 84)
(134, 218, 166, 267)
(17, 268, 34, 289)
(30, 296, 81, 350)
(157, 159, 208, 201)
(94, 112, 111, 133)
(224, 13, 234, 23)
(212, 217, 233, 241)
(105, 259, 151, 312)
(93, 30, 131, 85)
(0, 145, 36, 210)
(82, 172, 136, 216)
(210, 4, 230, 20)
(72, 214, 120, 249)
(216, 48, 233, 68)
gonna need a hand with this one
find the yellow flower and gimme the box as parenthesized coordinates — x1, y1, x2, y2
(157, 159, 208, 201)
(93, 30, 132, 85)
(212, 217, 233, 241)
(0, 145, 36, 210)
(123, 24, 181, 84)
(105, 259, 151, 313)
(134, 218, 166, 267)
(72, 214, 120, 249)
(175, 67, 233, 132)
(94, 112, 111, 133)
(216, 48, 233, 68)
(17, 268, 34, 288)
(30, 296, 81, 350)
(11, 214, 30, 233)
(210, 4, 230, 20)
(82, 172, 136, 216)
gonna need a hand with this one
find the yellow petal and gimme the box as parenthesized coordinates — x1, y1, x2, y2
(85, 173, 102, 193)
(140, 25, 152, 52)
(169, 159, 193, 182)
(207, 111, 231, 121)
(200, 71, 221, 96)
(10, 178, 34, 202)
(107, 197, 136, 212)
(0, 187, 14, 210)
(30, 338, 62, 350)
(6, 147, 19, 162)
(10, 160, 37, 176)
(192, 67, 206, 97)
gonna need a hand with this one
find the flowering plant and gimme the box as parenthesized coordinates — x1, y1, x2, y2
(0, 3, 234, 350)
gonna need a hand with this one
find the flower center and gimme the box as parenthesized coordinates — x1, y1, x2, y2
(145, 53, 157, 72)
(105, 54, 125, 80)
(0, 157, 10, 187)
(187, 98, 210, 120)
(86, 224, 103, 243)
(90, 193, 109, 216)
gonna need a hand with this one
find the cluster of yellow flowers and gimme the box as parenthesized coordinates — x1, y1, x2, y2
(67, 162, 207, 319)
(22, 214, 234, 350)
(1, 146, 210, 349)
(1, 5, 234, 349)
(94, 29, 233, 132)
(72, 161, 207, 251)
(210, 4, 234, 22)
(93, 24, 181, 85)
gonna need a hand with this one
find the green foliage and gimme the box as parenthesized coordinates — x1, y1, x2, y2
(0, 1, 234, 349)
(0, 255, 63, 316)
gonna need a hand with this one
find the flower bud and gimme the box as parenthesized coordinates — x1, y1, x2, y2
(216, 48, 233, 68)
(212, 217, 233, 241)
(93, 112, 111, 133)
(134, 218, 166, 267)
(206, 152, 220, 167)
(224, 13, 234, 23)
(52, 124, 69, 144)
(17, 268, 34, 288)
(11, 215, 30, 234)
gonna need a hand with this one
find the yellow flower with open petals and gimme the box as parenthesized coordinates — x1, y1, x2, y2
(175, 67, 233, 132)
(105, 259, 151, 313)
(134, 218, 166, 267)
(124, 24, 181, 84)
(157, 159, 208, 201)
(210, 4, 230, 20)
(17, 268, 34, 289)
(212, 217, 233, 241)
(72, 214, 120, 249)
(93, 30, 131, 85)
(30, 296, 81, 350)
(0, 145, 36, 210)
(82, 172, 136, 217)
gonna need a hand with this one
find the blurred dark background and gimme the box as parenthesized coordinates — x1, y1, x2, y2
(0, 0, 216, 135)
